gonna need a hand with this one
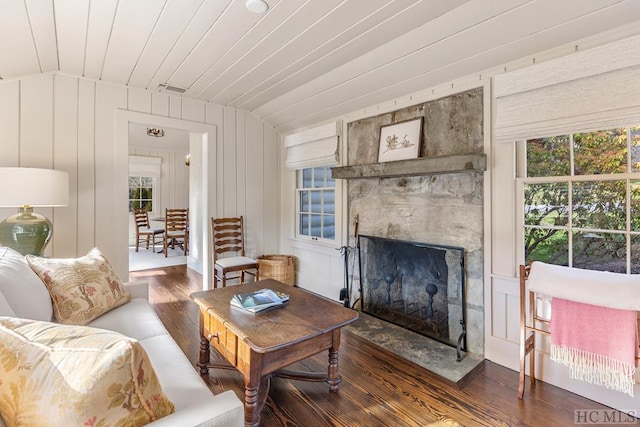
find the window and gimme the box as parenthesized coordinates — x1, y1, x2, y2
(296, 166, 335, 241)
(128, 176, 155, 213)
(521, 126, 640, 273)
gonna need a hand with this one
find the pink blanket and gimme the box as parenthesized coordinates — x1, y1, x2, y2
(550, 297, 638, 397)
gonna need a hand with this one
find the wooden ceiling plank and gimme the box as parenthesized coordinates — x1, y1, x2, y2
(192, 0, 344, 103)
(166, 0, 272, 90)
(83, 0, 119, 79)
(25, 0, 58, 72)
(231, 0, 470, 110)
(101, 0, 166, 84)
(0, 1, 41, 78)
(262, 0, 638, 130)
(252, 0, 529, 118)
(208, 0, 397, 105)
(186, 0, 302, 96)
(127, 0, 204, 88)
(146, 0, 233, 92)
(55, 0, 90, 77)
(253, 0, 622, 121)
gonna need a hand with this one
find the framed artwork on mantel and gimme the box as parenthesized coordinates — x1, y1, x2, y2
(377, 117, 423, 163)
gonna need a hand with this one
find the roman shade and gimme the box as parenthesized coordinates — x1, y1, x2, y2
(129, 155, 161, 178)
(284, 121, 340, 169)
(494, 34, 640, 142)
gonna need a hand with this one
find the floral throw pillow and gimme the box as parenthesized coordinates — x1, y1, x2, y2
(25, 248, 131, 325)
(0, 317, 174, 427)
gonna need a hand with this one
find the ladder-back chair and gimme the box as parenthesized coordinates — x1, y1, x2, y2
(211, 216, 258, 288)
(164, 208, 189, 257)
(133, 208, 164, 253)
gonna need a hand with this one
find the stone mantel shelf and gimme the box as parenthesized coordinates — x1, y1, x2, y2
(331, 153, 486, 180)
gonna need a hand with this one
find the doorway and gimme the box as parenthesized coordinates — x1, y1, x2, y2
(128, 123, 190, 271)
(116, 110, 217, 290)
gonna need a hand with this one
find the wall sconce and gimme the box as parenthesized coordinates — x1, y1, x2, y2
(185, 154, 191, 166)
(147, 127, 165, 137)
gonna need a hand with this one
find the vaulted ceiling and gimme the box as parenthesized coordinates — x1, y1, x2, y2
(1, 0, 640, 132)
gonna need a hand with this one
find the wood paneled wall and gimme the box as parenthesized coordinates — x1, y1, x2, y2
(0, 72, 279, 282)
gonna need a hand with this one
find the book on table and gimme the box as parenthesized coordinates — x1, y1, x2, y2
(231, 288, 289, 313)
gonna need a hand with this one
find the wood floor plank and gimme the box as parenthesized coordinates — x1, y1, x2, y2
(130, 265, 623, 427)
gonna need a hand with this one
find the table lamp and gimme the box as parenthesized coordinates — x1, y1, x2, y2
(0, 167, 69, 256)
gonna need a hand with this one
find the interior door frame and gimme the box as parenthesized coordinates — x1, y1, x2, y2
(116, 110, 217, 290)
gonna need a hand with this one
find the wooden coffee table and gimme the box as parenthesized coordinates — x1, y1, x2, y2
(191, 279, 359, 427)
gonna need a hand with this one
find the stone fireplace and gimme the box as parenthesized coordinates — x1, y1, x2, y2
(333, 87, 485, 355)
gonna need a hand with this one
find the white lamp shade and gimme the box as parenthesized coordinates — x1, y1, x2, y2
(0, 167, 69, 207)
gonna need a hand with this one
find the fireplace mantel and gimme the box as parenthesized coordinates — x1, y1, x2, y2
(331, 153, 486, 180)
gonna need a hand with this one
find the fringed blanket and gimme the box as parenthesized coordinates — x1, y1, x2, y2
(527, 261, 640, 397)
(550, 297, 638, 397)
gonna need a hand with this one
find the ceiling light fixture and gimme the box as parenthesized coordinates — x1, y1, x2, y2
(245, 0, 268, 14)
(147, 127, 165, 138)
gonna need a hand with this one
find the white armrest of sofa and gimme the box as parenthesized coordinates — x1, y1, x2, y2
(125, 280, 150, 300)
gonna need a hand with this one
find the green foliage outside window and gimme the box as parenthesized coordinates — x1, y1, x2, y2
(524, 126, 640, 273)
(128, 176, 154, 212)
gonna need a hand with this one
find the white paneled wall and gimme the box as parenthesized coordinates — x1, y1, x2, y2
(0, 72, 279, 284)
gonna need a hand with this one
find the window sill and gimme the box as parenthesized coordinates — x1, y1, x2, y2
(288, 237, 343, 257)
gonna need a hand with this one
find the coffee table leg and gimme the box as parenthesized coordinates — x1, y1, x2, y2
(197, 311, 210, 376)
(327, 330, 342, 392)
(244, 375, 270, 427)
(197, 335, 210, 376)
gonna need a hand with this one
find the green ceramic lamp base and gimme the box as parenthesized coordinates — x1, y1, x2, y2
(0, 206, 52, 256)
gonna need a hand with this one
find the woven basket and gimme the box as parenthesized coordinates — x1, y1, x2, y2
(257, 255, 296, 286)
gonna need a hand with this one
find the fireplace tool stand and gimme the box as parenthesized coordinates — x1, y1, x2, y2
(338, 245, 350, 307)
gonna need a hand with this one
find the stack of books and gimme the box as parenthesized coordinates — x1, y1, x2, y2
(230, 288, 290, 313)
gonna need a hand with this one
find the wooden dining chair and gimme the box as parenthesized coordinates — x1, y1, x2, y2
(211, 216, 258, 288)
(133, 208, 165, 253)
(164, 208, 189, 257)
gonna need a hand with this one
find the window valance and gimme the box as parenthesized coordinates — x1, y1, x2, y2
(494, 34, 640, 142)
(284, 122, 340, 169)
(129, 155, 161, 178)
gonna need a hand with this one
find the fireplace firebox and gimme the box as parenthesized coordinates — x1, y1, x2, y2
(358, 235, 467, 359)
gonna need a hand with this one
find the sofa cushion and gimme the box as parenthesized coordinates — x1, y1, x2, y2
(0, 317, 174, 427)
(0, 247, 52, 321)
(88, 297, 171, 341)
(26, 248, 130, 325)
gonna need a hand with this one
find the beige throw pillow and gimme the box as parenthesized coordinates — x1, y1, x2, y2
(0, 317, 174, 427)
(26, 248, 130, 325)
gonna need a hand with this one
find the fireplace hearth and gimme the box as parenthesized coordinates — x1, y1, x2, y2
(358, 235, 466, 359)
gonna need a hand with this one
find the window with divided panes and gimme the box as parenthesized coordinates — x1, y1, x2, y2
(521, 125, 640, 273)
(296, 166, 335, 241)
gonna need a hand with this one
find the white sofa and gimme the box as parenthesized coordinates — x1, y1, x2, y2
(0, 247, 244, 427)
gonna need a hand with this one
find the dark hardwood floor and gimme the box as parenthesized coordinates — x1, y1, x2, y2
(130, 265, 619, 427)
